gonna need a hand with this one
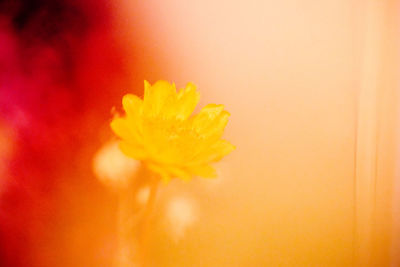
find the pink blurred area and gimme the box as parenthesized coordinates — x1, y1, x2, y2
(0, 0, 399, 266)
(0, 1, 139, 265)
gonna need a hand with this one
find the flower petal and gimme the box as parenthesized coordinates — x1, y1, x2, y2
(111, 117, 142, 143)
(192, 104, 230, 139)
(166, 166, 192, 181)
(122, 93, 142, 117)
(191, 139, 235, 165)
(147, 162, 171, 182)
(175, 83, 200, 120)
(190, 164, 217, 178)
(110, 118, 132, 140)
(202, 110, 230, 139)
(143, 80, 177, 116)
(119, 141, 146, 160)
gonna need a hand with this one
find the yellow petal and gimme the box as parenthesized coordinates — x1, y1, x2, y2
(110, 118, 132, 140)
(143, 80, 177, 116)
(122, 94, 142, 117)
(191, 139, 235, 165)
(190, 164, 217, 178)
(147, 162, 171, 182)
(119, 141, 146, 160)
(144, 80, 151, 93)
(167, 166, 191, 181)
(110, 117, 142, 143)
(175, 82, 200, 120)
(192, 104, 230, 138)
(202, 110, 230, 139)
(192, 104, 224, 126)
(210, 140, 235, 161)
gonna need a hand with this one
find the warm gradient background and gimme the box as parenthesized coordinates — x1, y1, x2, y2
(0, 0, 399, 266)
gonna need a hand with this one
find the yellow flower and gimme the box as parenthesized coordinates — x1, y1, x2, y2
(110, 80, 235, 182)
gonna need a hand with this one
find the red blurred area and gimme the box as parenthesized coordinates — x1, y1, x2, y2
(0, 1, 140, 265)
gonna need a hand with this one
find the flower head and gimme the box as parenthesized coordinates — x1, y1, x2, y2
(110, 80, 234, 182)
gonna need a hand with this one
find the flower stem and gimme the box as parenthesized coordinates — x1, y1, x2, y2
(138, 177, 159, 266)
(114, 164, 160, 267)
(142, 178, 159, 231)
